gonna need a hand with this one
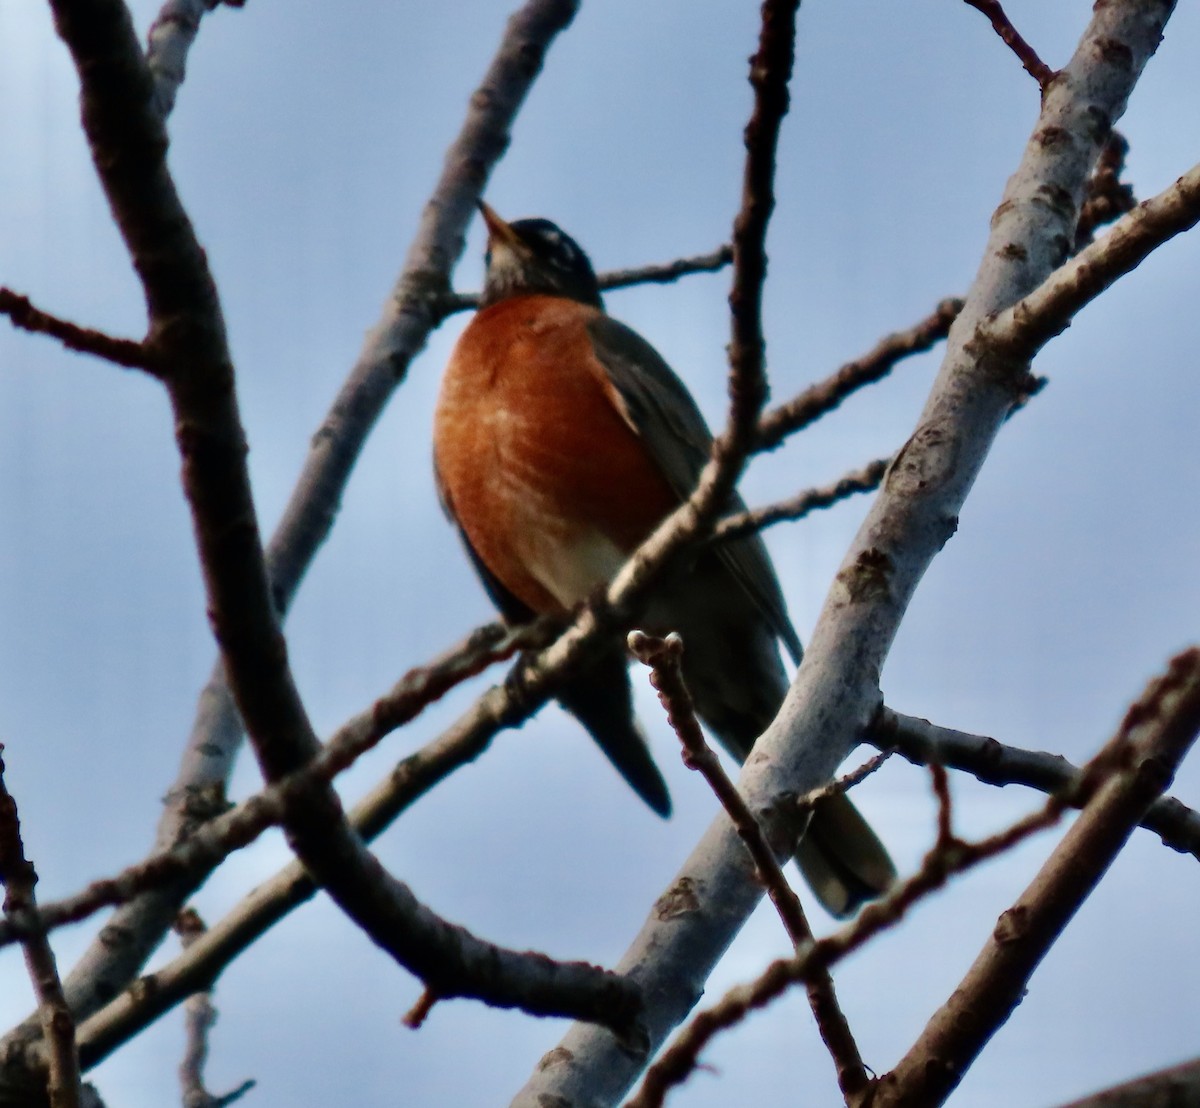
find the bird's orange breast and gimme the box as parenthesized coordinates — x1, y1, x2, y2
(434, 296, 680, 616)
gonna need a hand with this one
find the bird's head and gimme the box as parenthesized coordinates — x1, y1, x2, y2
(477, 201, 603, 309)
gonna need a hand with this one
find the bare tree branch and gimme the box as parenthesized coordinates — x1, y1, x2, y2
(962, 0, 1056, 87)
(0, 289, 155, 373)
(0, 621, 547, 950)
(1055, 1056, 1200, 1107)
(0, 751, 80, 1108)
(755, 298, 961, 452)
(437, 244, 734, 316)
(514, 3, 1180, 1102)
(713, 457, 891, 544)
(871, 707, 1200, 860)
(1074, 131, 1136, 250)
(874, 647, 1200, 1106)
(146, 0, 240, 117)
(173, 911, 255, 1108)
(628, 631, 869, 1100)
(983, 155, 1200, 358)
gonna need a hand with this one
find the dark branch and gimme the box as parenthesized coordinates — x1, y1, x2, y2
(962, 0, 1056, 87)
(22, 0, 589, 1055)
(436, 244, 733, 317)
(0, 289, 156, 373)
(0, 749, 81, 1108)
(1074, 131, 1137, 251)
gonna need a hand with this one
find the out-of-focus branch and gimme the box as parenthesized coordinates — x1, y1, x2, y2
(755, 298, 961, 452)
(437, 245, 733, 316)
(713, 457, 891, 544)
(871, 707, 1200, 859)
(146, 0, 242, 117)
(1055, 1056, 1200, 1107)
(0, 290, 156, 373)
(174, 911, 255, 1108)
(628, 631, 869, 1100)
(1074, 131, 1136, 250)
(962, 0, 1056, 87)
(874, 647, 1200, 1107)
(0, 750, 80, 1108)
(10, 0, 585, 1057)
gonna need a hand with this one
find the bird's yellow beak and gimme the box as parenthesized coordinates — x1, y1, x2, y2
(477, 200, 524, 251)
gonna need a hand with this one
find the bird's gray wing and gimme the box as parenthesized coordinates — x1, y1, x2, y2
(586, 314, 802, 663)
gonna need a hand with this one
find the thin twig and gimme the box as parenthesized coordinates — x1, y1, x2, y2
(627, 632, 810, 943)
(401, 989, 439, 1030)
(713, 457, 891, 545)
(755, 298, 962, 452)
(0, 748, 81, 1108)
(870, 707, 1200, 860)
(175, 910, 256, 1108)
(793, 749, 895, 816)
(962, 0, 1056, 87)
(436, 245, 733, 316)
(628, 631, 869, 1099)
(0, 289, 156, 373)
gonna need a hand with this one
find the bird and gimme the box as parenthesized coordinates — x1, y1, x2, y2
(432, 201, 895, 916)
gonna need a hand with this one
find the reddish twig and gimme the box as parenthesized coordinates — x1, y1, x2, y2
(0, 289, 156, 373)
(793, 748, 895, 816)
(401, 989, 440, 1030)
(627, 631, 870, 1101)
(962, 0, 1056, 88)
(0, 748, 81, 1108)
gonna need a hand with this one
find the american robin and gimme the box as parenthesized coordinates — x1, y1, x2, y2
(433, 201, 895, 916)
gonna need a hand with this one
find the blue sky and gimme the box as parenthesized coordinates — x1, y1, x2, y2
(2, 2, 1199, 1105)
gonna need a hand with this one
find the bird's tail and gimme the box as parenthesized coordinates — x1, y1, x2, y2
(793, 791, 897, 918)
